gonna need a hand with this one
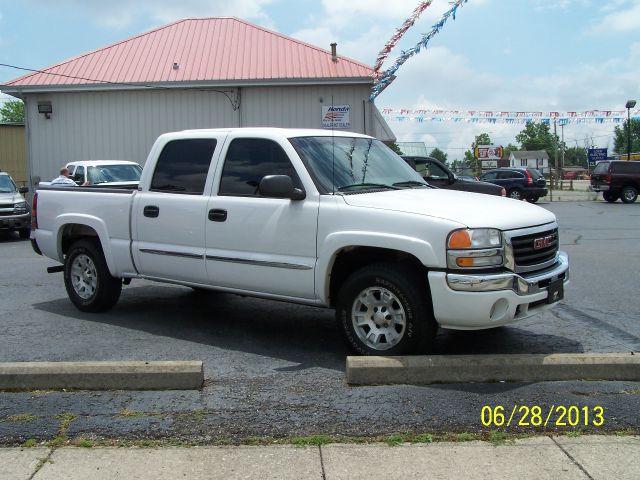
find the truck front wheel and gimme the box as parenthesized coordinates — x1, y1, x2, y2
(336, 263, 436, 355)
(64, 239, 122, 312)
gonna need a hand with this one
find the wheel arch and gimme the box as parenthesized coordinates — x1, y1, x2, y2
(325, 246, 432, 310)
(55, 215, 117, 276)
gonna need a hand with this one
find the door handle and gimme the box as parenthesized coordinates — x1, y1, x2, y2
(144, 205, 159, 218)
(208, 209, 227, 222)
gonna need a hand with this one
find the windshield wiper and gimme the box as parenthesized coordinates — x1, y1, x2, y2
(392, 180, 430, 188)
(337, 183, 400, 191)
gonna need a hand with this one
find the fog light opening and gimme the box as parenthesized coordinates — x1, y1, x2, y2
(489, 298, 509, 322)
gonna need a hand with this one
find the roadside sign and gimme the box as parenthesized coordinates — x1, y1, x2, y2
(474, 145, 503, 160)
(322, 105, 351, 129)
(587, 148, 607, 167)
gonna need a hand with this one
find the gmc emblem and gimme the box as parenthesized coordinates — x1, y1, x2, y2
(533, 235, 554, 250)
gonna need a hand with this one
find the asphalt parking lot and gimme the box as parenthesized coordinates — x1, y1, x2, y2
(1, 200, 639, 443)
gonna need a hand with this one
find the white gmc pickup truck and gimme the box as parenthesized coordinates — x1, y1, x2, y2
(31, 128, 569, 354)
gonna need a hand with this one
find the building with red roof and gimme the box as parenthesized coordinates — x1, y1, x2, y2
(2, 17, 394, 183)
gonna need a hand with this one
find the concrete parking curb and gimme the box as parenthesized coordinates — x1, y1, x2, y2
(346, 353, 640, 385)
(0, 361, 204, 390)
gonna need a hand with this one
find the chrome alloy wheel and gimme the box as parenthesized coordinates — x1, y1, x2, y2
(70, 254, 98, 299)
(351, 286, 407, 351)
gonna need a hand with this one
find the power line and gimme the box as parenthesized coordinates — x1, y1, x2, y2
(0, 62, 241, 110)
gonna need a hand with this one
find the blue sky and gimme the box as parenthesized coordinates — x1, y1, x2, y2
(0, 0, 638, 158)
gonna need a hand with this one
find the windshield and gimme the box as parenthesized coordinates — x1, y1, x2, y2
(289, 136, 425, 193)
(87, 164, 142, 184)
(0, 175, 17, 193)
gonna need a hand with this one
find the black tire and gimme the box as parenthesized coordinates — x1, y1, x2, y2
(620, 186, 638, 204)
(526, 196, 539, 203)
(336, 263, 436, 355)
(18, 228, 30, 239)
(508, 188, 523, 200)
(602, 191, 618, 203)
(64, 239, 122, 312)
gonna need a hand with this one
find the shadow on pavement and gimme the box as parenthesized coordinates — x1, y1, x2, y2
(33, 285, 347, 372)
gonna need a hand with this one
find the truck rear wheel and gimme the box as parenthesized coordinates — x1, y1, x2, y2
(64, 239, 122, 312)
(336, 263, 436, 355)
(602, 192, 618, 203)
(621, 186, 638, 204)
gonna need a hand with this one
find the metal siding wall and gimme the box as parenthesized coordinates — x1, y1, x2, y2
(241, 85, 371, 134)
(0, 125, 26, 185)
(25, 89, 239, 185)
(24, 85, 375, 186)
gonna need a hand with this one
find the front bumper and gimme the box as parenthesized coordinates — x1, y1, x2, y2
(0, 213, 30, 231)
(428, 252, 569, 330)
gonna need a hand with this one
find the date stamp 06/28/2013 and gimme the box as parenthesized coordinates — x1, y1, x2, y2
(480, 405, 605, 428)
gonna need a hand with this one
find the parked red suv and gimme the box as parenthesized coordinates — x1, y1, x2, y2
(590, 160, 640, 203)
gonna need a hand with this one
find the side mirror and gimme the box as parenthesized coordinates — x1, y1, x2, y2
(259, 175, 306, 200)
(18, 186, 29, 194)
(448, 171, 455, 184)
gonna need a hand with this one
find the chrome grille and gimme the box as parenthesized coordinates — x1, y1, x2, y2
(511, 228, 558, 270)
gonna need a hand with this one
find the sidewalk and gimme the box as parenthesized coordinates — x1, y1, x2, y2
(2, 435, 638, 479)
(542, 189, 599, 202)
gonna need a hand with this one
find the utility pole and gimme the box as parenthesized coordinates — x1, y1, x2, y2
(551, 119, 557, 201)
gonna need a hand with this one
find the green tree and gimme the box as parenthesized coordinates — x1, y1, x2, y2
(502, 143, 519, 158)
(429, 147, 448, 165)
(383, 141, 403, 155)
(472, 133, 492, 150)
(563, 146, 587, 168)
(0, 100, 24, 123)
(613, 120, 640, 156)
(515, 121, 558, 161)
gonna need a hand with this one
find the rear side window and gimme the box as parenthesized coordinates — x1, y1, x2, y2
(219, 138, 301, 196)
(592, 162, 610, 174)
(498, 171, 523, 179)
(611, 161, 640, 174)
(150, 139, 217, 194)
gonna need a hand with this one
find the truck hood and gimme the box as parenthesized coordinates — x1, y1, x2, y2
(340, 188, 555, 230)
(0, 192, 25, 204)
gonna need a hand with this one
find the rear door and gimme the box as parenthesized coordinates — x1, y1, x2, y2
(133, 135, 225, 284)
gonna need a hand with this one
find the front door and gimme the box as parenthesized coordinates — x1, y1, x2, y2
(204, 137, 318, 300)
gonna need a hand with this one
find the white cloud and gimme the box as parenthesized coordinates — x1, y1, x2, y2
(28, 0, 275, 29)
(595, 1, 640, 33)
(376, 43, 639, 157)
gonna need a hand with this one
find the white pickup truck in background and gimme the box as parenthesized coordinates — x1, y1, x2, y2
(31, 128, 569, 355)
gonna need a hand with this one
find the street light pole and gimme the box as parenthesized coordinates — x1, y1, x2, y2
(626, 99, 637, 161)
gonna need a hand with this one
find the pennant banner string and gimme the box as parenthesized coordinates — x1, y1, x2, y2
(379, 108, 640, 124)
(370, 0, 469, 101)
(373, 1, 433, 77)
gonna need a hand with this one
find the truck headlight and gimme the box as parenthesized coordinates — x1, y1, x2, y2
(447, 228, 504, 269)
(14, 201, 28, 214)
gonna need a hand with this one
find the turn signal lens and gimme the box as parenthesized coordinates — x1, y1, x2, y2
(448, 230, 472, 249)
(456, 258, 475, 267)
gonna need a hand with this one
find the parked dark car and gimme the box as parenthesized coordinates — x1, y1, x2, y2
(590, 160, 640, 203)
(401, 156, 505, 196)
(0, 171, 31, 239)
(480, 167, 547, 202)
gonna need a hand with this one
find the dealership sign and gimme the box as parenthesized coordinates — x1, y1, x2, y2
(322, 105, 351, 129)
(587, 148, 607, 167)
(474, 145, 503, 160)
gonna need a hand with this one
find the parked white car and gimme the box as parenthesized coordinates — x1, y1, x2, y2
(65, 160, 142, 186)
